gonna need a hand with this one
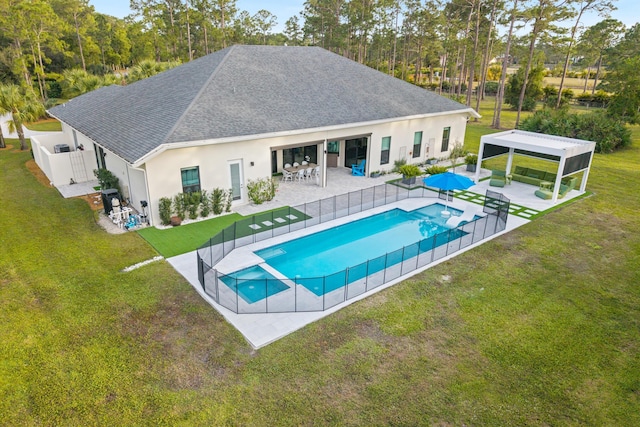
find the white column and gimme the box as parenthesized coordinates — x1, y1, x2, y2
(552, 155, 567, 203)
(474, 140, 484, 183)
(322, 139, 328, 188)
(505, 148, 514, 174)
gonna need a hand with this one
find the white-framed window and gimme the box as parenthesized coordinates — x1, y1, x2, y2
(441, 127, 451, 152)
(381, 136, 391, 164)
(413, 131, 422, 158)
(181, 166, 200, 193)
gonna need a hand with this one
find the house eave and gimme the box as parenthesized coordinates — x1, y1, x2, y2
(132, 108, 480, 167)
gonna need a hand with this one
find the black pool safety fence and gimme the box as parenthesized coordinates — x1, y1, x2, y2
(196, 183, 510, 314)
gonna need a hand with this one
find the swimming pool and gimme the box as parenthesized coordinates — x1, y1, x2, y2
(222, 203, 470, 301)
(218, 265, 289, 304)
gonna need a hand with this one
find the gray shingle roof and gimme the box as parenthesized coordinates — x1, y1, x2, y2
(49, 45, 476, 164)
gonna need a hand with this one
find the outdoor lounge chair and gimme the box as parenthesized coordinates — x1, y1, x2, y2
(351, 159, 366, 176)
(445, 206, 480, 228)
(489, 170, 506, 187)
(534, 177, 577, 200)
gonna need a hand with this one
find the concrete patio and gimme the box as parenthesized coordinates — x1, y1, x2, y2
(235, 163, 584, 218)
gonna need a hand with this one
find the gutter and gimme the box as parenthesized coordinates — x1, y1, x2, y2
(132, 108, 481, 167)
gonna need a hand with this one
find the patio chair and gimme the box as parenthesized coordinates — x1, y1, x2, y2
(351, 159, 366, 176)
(282, 169, 293, 182)
(293, 162, 300, 167)
(489, 170, 506, 187)
(534, 177, 577, 200)
(295, 169, 306, 182)
(284, 163, 292, 169)
(301, 160, 308, 165)
(304, 167, 314, 181)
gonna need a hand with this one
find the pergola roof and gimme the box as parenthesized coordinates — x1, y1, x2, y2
(480, 129, 596, 159)
(474, 130, 596, 203)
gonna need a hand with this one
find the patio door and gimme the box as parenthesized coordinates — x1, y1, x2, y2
(228, 160, 243, 201)
(344, 137, 367, 167)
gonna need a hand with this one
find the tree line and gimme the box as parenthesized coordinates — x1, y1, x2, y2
(1, 0, 639, 151)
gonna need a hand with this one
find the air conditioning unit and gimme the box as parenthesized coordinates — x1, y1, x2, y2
(54, 144, 70, 153)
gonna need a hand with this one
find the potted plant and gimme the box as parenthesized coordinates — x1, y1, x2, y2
(370, 170, 381, 178)
(399, 164, 422, 185)
(426, 157, 438, 165)
(465, 153, 478, 172)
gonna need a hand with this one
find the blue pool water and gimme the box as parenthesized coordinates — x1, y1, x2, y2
(221, 204, 471, 301)
(256, 204, 466, 296)
(219, 265, 289, 304)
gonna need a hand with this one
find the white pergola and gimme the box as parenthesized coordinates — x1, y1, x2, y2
(473, 130, 597, 203)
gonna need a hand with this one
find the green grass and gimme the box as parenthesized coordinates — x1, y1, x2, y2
(137, 213, 242, 258)
(25, 118, 63, 132)
(1, 115, 640, 426)
(136, 206, 310, 258)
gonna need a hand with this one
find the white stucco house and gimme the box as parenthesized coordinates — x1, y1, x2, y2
(35, 45, 480, 226)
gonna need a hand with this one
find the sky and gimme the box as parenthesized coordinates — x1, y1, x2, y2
(90, 0, 305, 32)
(90, 0, 639, 34)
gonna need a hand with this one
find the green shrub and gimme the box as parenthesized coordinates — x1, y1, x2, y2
(158, 197, 172, 225)
(392, 158, 407, 173)
(465, 153, 478, 165)
(484, 81, 499, 95)
(211, 188, 224, 215)
(187, 192, 200, 219)
(519, 109, 631, 153)
(246, 177, 278, 205)
(93, 168, 120, 193)
(225, 189, 233, 212)
(199, 189, 210, 217)
(398, 164, 422, 178)
(425, 165, 449, 175)
(173, 193, 187, 220)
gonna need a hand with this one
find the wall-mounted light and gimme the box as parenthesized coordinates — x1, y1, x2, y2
(250, 161, 255, 166)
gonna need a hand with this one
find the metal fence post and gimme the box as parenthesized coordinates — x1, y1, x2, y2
(214, 268, 219, 302)
(383, 253, 388, 284)
(344, 267, 350, 302)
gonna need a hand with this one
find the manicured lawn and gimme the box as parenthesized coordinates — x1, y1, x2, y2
(25, 118, 63, 132)
(1, 117, 639, 426)
(136, 206, 310, 258)
(137, 213, 242, 258)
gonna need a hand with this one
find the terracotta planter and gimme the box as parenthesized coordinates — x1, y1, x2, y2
(170, 216, 182, 226)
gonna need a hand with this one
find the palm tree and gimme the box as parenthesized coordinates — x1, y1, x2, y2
(0, 84, 45, 151)
(0, 102, 7, 149)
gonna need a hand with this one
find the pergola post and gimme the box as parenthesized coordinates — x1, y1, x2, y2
(473, 140, 484, 183)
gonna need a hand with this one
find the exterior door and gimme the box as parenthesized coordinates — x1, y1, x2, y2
(344, 137, 367, 167)
(229, 160, 243, 201)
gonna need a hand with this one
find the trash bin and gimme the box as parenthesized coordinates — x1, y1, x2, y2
(101, 189, 121, 214)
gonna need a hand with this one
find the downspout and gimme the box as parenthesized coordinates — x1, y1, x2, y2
(322, 138, 328, 188)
